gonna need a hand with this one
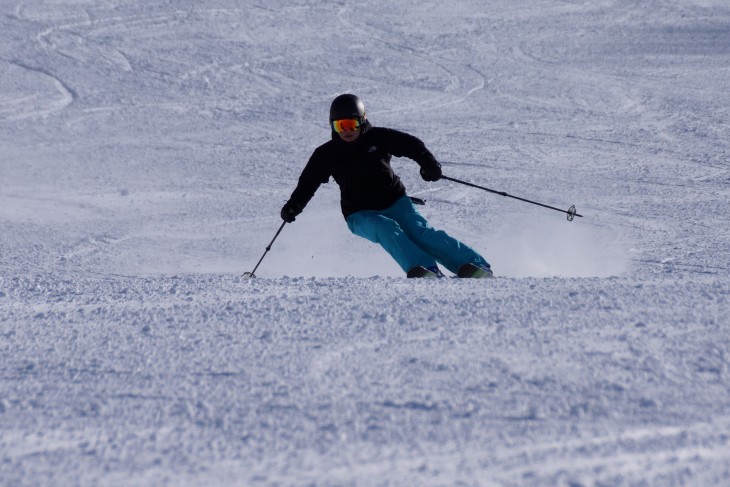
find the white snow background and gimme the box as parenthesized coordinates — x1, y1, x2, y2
(1, 0, 729, 485)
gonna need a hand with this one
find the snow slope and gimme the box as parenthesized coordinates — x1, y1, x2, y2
(1, 0, 729, 485)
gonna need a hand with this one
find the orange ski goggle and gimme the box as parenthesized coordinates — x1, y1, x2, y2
(332, 118, 361, 133)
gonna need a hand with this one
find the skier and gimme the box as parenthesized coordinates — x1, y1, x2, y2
(280, 94, 493, 278)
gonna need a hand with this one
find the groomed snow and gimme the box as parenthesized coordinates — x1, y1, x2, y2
(1, 1, 729, 485)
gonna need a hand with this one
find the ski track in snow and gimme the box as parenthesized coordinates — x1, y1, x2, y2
(1, 0, 730, 485)
(0, 59, 76, 120)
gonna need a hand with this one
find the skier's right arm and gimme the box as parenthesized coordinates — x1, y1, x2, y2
(280, 149, 330, 223)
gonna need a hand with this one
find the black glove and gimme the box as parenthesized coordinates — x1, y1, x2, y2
(420, 162, 442, 182)
(280, 201, 302, 223)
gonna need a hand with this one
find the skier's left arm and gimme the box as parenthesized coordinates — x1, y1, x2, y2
(380, 128, 442, 181)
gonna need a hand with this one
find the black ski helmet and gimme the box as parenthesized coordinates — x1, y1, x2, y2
(329, 94, 366, 122)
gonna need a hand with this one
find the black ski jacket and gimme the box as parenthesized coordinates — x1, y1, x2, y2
(285, 123, 440, 219)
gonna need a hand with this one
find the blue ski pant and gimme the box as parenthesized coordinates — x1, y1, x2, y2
(346, 195, 489, 274)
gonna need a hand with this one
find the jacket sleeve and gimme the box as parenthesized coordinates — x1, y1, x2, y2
(378, 128, 440, 170)
(285, 147, 331, 210)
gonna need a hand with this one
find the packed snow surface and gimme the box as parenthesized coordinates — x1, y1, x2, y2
(1, 0, 729, 485)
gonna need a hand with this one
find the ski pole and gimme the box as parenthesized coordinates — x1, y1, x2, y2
(244, 221, 287, 278)
(441, 175, 583, 221)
